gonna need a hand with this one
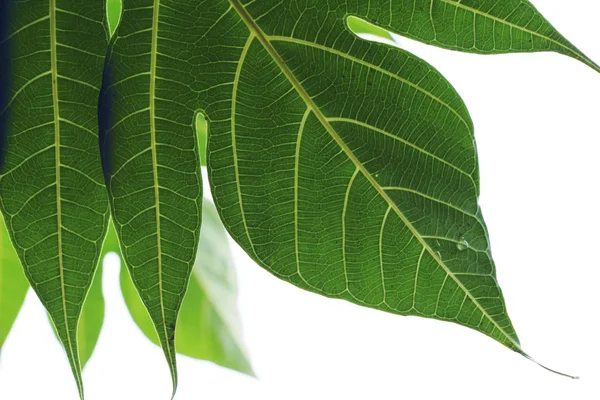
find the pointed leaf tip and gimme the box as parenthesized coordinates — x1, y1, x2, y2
(0, 0, 109, 396)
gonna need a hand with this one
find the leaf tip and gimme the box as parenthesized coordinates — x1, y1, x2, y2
(518, 350, 579, 379)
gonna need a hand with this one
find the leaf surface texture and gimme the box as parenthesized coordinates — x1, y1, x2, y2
(203, 0, 524, 352)
(100, 0, 204, 391)
(120, 200, 253, 376)
(0, 1, 109, 396)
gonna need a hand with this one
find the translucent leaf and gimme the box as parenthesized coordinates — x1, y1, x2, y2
(120, 200, 253, 376)
(0, 2, 109, 397)
(0, 216, 28, 355)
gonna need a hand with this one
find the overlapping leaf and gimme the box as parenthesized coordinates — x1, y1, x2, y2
(361, 0, 599, 72)
(121, 199, 253, 376)
(0, 1, 594, 397)
(201, 0, 595, 360)
(99, 0, 204, 392)
(0, 1, 109, 397)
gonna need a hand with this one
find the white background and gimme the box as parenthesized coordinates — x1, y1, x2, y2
(1, 1, 599, 399)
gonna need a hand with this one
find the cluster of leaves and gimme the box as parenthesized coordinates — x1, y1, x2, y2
(0, 0, 597, 398)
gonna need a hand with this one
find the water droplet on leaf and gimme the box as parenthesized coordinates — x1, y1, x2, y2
(456, 236, 469, 251)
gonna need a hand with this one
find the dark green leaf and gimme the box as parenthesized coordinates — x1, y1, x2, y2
(120, 199, 253, 376)
(100, 1, 204, 392)
(200, 0, 560, 366)
(0, 216, 28, 355)
(359, 0, 599, 72)
(0, 1, 109, 397)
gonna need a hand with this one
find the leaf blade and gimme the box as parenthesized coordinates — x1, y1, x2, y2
(100, 1, 204, 393)
(120, 200, 253, 376)
(207, 0, 522, 359)
(363, 0, 599, 72)
(0, 1, 109, 396)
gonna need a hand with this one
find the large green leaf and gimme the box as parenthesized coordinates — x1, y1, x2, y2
(99, 1, 204, 393)
(195, 0, 591, 372)
(0, 216, 28, 355)
(0, 1, 109, 397)
(120, 199, 253, 376)
(360, 0, 599, 72)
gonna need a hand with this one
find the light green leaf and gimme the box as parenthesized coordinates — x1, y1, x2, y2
(100, 1, 204, 393)
(120, 199, 254, 376)
(357, 0, 599, 72)
(74, 264, 104, 368)
(198, 0, 579, 374)
(347, 16, 394, 43)
(0, 216, 28, 355)
(0, 1, 109, 397)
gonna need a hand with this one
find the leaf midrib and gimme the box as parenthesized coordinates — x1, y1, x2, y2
(148, 0, 177, 389)
(229, 0, 521, 352)
(49, 0, 83, 397)
(439, 0, 600, 72)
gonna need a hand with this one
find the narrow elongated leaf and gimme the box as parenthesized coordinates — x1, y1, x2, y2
(199, 0, 549, 367)
(356, 0, 599, 72)
(0, 216, 28, 354)
(0, 1, 109, 397)
(100, 1, 203, 392)
(120, 199, 253, 375)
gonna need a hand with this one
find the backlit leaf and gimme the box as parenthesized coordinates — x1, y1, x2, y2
(200, 0, 591, 369)
(0, 1, 109, 397)
(48, 263, 104, 369)
(120, 199, 253, 376)
(358, 0, 599, 72)
(99, 0, 204, 393)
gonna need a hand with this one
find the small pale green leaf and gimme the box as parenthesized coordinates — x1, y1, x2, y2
(347, 17, 393, 42)
(106, 0, 122, 36)
(120, 199, 253, 376)
(74, 264, 103, 368)
(357, 0, 599, 72)
(100, 1, 204, 394)
(0, 1, 109, 397)
(0, 216, 28, 355)
(196, 113, 208, 166)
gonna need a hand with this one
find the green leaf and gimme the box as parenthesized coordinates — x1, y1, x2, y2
(0, 216, 28, 355)
(0, 1, 109, 397)
(120, 199, 254, 376)
(201, 0, 560, 367)
(358, 0, 599, 72)
(74, 264, 104, 368)
(100, 1, 204, 393)
(347, 16, 394, 43)
(48, 263, 104, 369)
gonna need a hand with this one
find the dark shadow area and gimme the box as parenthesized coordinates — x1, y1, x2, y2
(0, 0, 13, 172)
